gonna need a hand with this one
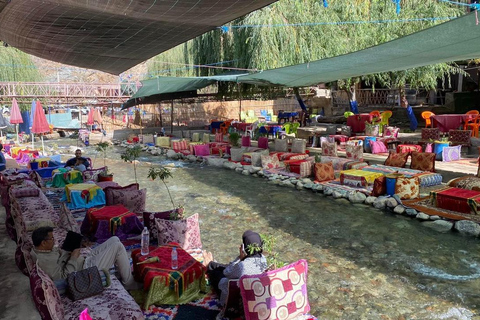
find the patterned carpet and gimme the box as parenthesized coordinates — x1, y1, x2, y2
(403, 197, 480, 223)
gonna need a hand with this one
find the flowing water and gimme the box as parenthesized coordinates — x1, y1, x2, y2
(59, 141, 480, 319)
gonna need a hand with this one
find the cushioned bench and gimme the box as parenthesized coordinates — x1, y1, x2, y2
(361, 164, 443, 187)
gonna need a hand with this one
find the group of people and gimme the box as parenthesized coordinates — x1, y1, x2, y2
(31, 225, 267, 306)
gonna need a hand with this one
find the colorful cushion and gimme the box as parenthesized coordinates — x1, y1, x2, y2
(155, 213, 202, 250)
(10, 187, 39, 198)
(442, 145, 462, 162)
(396, 144, 422, 154)
(395, 176, 420, 200)
(250, 150, 269, 167)
(314, 162, 334, 182)
(239, 259, 310, 320)
(321, 142, 337, 157)
(370, 140, 388, 154)
(274, 139, 288, 152)
(191, 132, 200, 142)
(258, 137, 269, 149)
(372, 176, 386, 197)
(261, 154, 281, 170)
(109, 189, 146, 213)
(421, 128, 440, 141)
(384, 126, 400, 138)
(30, 262, 64, 320)
(410, 152, 436, 172)
(242, 136, 251, 147)
(156, 136, 171, 147)
(424, 143, 433, 153)
(172, 139, 189, 152)
(104, 183, 139, 206)
(291, 139, 306, 154)
(346, 144, 363, 161)
(215, 132, 224, 143)
(384, 152, 409, 168)
(82, 167, 107, 182)
(448, 129, 472, 146)
(193, 144, 210, 157)
(142, 209, 180, 240)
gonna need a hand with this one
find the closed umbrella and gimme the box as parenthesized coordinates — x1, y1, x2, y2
(32, 101, 50, 154)
(10, 98, 23, 143)
(93, 108, 103, 125)
(30, 100, 36, 148)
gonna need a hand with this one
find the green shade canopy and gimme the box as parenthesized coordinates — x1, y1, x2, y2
(0, 0, 277, 75)
(238, 12, 480, 87)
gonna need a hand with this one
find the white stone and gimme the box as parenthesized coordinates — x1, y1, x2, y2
(257, 171, 264, 177)
(301, 178, 312, 184)
(422, 220, 453, 233)
(405, 208, 417, 216)
(373, 197, 387, 209)
(290, 179, 298, 185)
(348, 192, 367, 204)
(251, 166, 262, 173)
(242, 170, 250, 175)
(332, 191, 344, 199)
(324, 188, 333, 196)
(235, 167, 243, 173)
(385, 198, 398, 208)
(416, 212, 429, 220)
(365, 196, 377, 205)
(304, 183, 314, 189)
(393, 205, 405, 214)
(429, 215, 441, 221)
(454, 220, 480, 237)
(207, 157, 227, 167)
(166, 149, 178, 159)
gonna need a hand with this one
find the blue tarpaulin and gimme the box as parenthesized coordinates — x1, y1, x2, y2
(19, 111, 31, 134)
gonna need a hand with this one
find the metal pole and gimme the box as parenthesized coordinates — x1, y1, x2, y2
(238, 83, 242, 121)
(170, 100, 174, 135)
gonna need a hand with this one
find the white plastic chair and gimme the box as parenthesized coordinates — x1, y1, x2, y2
(245, 121, 258, 139)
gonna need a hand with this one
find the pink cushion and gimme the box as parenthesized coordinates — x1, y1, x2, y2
(30, 263, 64, 320)
(442, 145, 462, 162)
(242, 136, 251, 147)
(155, 213, 202, 250)
(215, 133, 224, 143)
(258, 137, 269, 149)
(261, 154, 281, 170)
(172, 140, 189, 152)
(104, 183, 139, 206)
(239, 259, 310, 320)
(370, 140, 388, 154)
(109, 189, 146, 213)
(193, 144, 210, 156)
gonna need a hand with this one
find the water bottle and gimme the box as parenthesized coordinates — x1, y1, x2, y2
(141, 227, 150, 256)
(171, 247, 178, 270)
(161, 127, 166, 136)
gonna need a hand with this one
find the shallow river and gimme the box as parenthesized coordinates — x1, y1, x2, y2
(63, 142, 480, 319)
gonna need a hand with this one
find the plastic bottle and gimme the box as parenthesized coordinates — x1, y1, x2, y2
(161, 127, 166, 136)
(171, 247, 178, 270)
(141, 227, 150, 256)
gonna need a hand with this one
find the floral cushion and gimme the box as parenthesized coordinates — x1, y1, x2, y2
(321, 142, 337, 157)
(395, 176, 420, 200)
(258, 137, 269, 149)
(104, 183, 139, 206)
(10, 186, 39, 198)
(15, 240, 33, 276)
(30, 262, 64, 320)
(384, 152, 409, 168)
(109, 189, 146, 213)
(421, 128, 440, 141)
(142, 209, 180, 240)
(384, 126, 400, 138)
(261, 154, 281, 170)
(346, 145, 363, 161)
(410, 152, 436, 172)
(274, 139, 288, 152)
(155, 213, 202, 250)
(82, 167, 107, 182)
(370, 140, 388, 154)
(239, 259, 310, 320)
(442, 145, 462, 162)
(314, 162, 334, 182)
(193, 144, 210, 157)
(291, 139, 306, 154)
(63, 276, 144, 320)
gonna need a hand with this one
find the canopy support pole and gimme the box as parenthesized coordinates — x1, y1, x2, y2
(238, 83, 242, 121)
(170, 100, 174, 135)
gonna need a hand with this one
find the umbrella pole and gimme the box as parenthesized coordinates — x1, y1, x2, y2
(15, 124, 18, 144)
(31, 133, 34, 149)
(41, 135, 45, 155)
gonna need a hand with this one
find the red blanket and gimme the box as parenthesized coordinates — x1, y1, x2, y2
(87, 204, 136, 235)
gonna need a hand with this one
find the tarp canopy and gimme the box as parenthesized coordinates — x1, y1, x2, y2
(237, 12, 480, 87)
(123, 12, 480, 108)
(0, 0, 277, 74)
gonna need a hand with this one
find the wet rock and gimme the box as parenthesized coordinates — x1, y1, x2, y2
(296, 182, 304, 190)
(250, 166, 262, 173)
(222, 161, 235, 169)
(385, 198, 398, 208)
(242, 170, 250, 176)
(166, 149, 179, 159)
(302, 178, 312, 184)
(304, 183, 314, 189)
(348, 192, 366, 204)
(416, 212, 429, 220)
(373, 197, 387, 209)
(454, 220, 480, 237)
(257, 171, 264, 177)
(252, 174, 259, 177)
(405, 208, 417, 216)
(393, 205, 405, 214)
(207, 157, 226, 167)
(332, 191, 344, 199)
(235, 167, 243, 173)
(282, 180, 293, 187)
(429, 215, 441, 221)
(324, 188, 333, 196)
(365, 196, 377, 205)
(289, 178, 298, 185)
(423, 220, 453, 233)
(313, 184, 323, 192)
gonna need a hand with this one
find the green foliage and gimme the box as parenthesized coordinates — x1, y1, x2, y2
(0, 44, 43, 82)
(147, 0, 466, 94)
(314, 154, 322, 163)
(148, 166, 179, 214)
(121, 145, 142, 183)
(260, 234, 287, 270)
(228, 132, 241, 147)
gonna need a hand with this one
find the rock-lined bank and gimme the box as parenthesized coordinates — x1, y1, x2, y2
(118, 141, 480, 239)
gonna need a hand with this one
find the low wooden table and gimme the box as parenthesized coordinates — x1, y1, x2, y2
(132, 243, 206, 309)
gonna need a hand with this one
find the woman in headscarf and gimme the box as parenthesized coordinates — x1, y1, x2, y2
(204, 230, 268, 306)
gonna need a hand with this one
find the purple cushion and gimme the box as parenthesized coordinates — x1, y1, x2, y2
(258, 137, 269, 149)
(142, 209, 180, 240)
(242, 136, 251, 147)
(29, 263, 64, 320)
(193, 144, 210, 157)
(109, 188, 146, 213)
(442, 145, 462, 162)
(155, 213, 202, 250)
(104, 183, 139, 206)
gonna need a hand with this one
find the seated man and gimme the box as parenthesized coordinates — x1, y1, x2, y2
(31, 226, 139, 290)
(65, 149, 90, 172)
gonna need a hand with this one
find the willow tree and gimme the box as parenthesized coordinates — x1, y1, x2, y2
(147, 0, 467, 95)
(0, 43, 42, 82)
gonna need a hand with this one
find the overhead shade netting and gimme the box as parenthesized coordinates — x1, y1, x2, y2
(123, 12, 480, 107)
(0, 0, 277, 74)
